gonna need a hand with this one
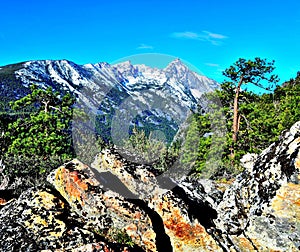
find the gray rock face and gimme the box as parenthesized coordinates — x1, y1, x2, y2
(0, 186, 136, 251)
(0, 187, 94, 250)
(0, 122, 299, 251)
(214, 121, 300, 251)
(240, 153, 258, 172)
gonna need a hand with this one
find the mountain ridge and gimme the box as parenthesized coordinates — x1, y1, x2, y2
(0, 58, 219, 143)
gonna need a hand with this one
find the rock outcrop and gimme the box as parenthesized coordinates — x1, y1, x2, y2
(214, 121, 300, 251)
(0, 121, 299, 251)
(46, 154, 221, 251)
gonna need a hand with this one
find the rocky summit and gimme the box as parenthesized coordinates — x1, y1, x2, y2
(0, 121, 300, 251)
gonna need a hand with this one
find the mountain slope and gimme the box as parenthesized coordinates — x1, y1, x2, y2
(0, 59, 218, 143)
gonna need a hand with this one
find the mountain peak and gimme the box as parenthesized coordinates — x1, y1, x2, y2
(165, 58, 190, 78)
(171, 58, 182, 64)
(113, 60, 132, 69)
(167, 58, 186, 68)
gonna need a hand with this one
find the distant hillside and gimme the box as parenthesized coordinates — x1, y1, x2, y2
(0, 59, 218, 142)
(0, 62, 30, 109)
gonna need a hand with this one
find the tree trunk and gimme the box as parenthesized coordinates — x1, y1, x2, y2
(42, 101, 50, 136)
(43, 101, 49, 113)
(231, 77, 243, 159)
(232, 77, 243, 142)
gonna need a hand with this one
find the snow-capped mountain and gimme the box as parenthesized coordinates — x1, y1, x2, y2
(0, 59, 218, 143)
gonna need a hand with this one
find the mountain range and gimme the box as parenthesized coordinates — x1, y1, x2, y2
(0, 59, 218, 143)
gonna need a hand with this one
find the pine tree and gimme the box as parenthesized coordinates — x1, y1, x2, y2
(222, 57, 279, 159)
(6, 84, 75, 160)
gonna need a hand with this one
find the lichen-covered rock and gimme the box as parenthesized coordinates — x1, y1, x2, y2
(0, 186, 136, 251)
(148, 189, 221, 251)
(90, 149, 222, 251)
(47, 159, 157, 251)
(242, 181, 300, 251)
(214, 121, 300, 251)
(240, 153, 258, 172)
(45, 151, 222, 251)
(91, 149, 166, 199)
(0, 187, 99, 250)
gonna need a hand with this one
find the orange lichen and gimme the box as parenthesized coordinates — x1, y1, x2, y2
(162, 207, 219, 250)
(55, 167, 89, 206)
(271, 182, 300, 220)
(134, 211, 142, 219)
(0, 198, 7, 205)
(164, 212, 204, 242)
(125, 224, 138, 232)
(113, 159, 123, 169)
(232, 236, 257, 251)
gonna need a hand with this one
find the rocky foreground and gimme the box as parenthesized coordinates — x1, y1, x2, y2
(0, 122, 299, 251)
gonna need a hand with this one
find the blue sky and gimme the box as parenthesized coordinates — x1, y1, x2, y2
(0, 0, 300, 84)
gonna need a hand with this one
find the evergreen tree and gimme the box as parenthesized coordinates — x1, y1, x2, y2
(222, 57, 279, 160)
(5, 84, 75, 160)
